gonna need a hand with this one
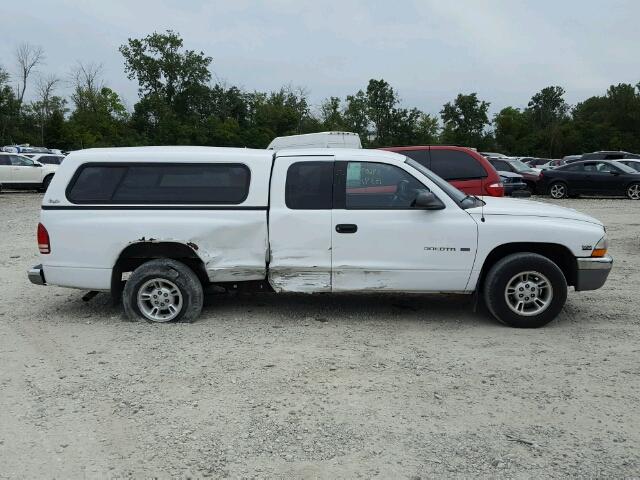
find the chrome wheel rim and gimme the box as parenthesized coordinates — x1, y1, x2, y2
(550, 184, 565, 198)
(137, 278, 183, 322)
(505, 271, 553, 317)
(628, 184, 640, 200)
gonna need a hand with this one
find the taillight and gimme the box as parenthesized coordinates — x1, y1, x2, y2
(486, 182, 505, 197)
(37, 223, 50, 254)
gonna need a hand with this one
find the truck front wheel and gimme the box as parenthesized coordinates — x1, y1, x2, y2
(483, 253, 567, 328)
(122, 259, 203, 323)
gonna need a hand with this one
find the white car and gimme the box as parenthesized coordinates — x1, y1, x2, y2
(0, 152, 58, 193)
(23, 153, 65, 166)
(28, 146, 612, 328)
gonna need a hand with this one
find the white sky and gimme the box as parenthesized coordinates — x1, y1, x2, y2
(1, 0, 638, 116)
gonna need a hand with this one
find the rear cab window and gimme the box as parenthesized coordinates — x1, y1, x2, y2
(67, 163, 251, 204)
(285, 162, 333, 209)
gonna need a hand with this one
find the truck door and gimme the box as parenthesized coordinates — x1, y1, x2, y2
(268, 155, 334, 293)
(331, 160, 478, 292)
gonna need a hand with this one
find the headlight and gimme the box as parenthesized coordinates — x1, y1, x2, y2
(591, 234, 608, 257)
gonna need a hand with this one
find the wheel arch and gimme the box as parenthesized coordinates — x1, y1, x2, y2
(477, 242, 577, 290)
(111, 241, 209, 296)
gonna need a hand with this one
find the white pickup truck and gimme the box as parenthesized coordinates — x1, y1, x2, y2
(28, 146, 612, 328)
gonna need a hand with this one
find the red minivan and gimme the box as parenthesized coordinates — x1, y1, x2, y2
(380, 146, 504, 197)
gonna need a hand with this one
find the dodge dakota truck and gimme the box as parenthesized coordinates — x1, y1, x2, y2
(28, 146, 612, 328)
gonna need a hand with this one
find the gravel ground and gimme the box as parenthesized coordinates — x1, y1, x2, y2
(1, 192, 639, 479)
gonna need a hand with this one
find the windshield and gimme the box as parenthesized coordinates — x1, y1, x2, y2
(405, 158, 482, 209)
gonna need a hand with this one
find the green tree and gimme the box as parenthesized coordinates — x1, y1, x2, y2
(320, 96, 345, 130)
(119, 30, 212, 106)
(440, 93, 491, 148)
(493, 106, 530, 155)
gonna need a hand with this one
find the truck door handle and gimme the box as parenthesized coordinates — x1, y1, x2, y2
(336, 224, 358, 234)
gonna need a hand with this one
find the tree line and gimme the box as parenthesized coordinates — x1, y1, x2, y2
(1, 30, 639, 157)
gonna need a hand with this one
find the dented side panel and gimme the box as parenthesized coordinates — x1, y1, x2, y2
(267, 155, 333, 293)
(40, 209, 268, 289)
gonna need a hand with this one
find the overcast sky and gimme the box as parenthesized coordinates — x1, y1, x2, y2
(1, 0, 639, 116)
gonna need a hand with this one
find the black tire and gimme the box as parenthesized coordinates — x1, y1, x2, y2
(548, 181, 568, 199)
(41, 174, 54, 192)
(626, 182, 640, 200)
(483, 253, 567, 328)
(122, 259, 203, 323)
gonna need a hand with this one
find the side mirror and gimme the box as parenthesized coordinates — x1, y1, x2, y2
(609, 170, 619, 175)
(412, 191, 445, 210)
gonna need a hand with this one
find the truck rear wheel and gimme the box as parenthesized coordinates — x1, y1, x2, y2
(483, 253, 567, 328)
(122, 259, 203, 323)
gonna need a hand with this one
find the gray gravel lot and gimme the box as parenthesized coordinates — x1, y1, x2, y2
(1, 192, 639, 478)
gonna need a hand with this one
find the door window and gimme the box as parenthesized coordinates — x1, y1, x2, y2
(490, 159, 510, 171)
(285, 162, 334, 209)
(10, 156, 34, 166)
(345, 162, 427, 209)
(595, 162, 619, 173)
(430, 150, 487, 180)
(0, 156, 11, 166)
(401, 149, 429, 167)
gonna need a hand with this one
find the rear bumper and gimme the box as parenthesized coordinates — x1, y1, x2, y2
(575, 255, 613, 291)
(28, 264, 46, 286)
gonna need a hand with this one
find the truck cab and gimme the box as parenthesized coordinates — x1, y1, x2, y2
(29, 146, 612, 328)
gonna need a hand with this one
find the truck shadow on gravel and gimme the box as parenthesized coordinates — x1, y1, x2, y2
(49, 290, 498, 327)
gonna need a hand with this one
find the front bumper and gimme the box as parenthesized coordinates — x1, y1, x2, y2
(28, 264, 46, 286)
(575, 255, 613, 291)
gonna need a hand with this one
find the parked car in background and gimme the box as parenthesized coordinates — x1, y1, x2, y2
(0, 152, 57, 191)
(522, 158, 552, 168)
(581, 151, 640, 160)
(486, 157, 541, 193)
(381, 146, 504, 197)
(541, 160, 640, 200)
(24, 153, 65, 165)
(618, 159, 640, 172)
(499, 171, 529, 196)
(480, 152, 509, 159)
(2, 145, 52, 155)
(563, 155, 583, 163)
(267, 132, 362, 150)
(539, 159, 566, 169)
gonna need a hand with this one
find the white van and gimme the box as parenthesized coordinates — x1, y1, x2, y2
(267, 132, 362, 150)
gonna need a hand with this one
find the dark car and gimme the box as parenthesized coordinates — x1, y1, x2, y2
(541, 160, 640, 200)
(581, 151, 640, 160)
(618, 159, 640, 172)
(380, 146, 504, 197)
(499, 171, 529, 196)
(563, 155, 583, 164)
(486, 157, 541, 193)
